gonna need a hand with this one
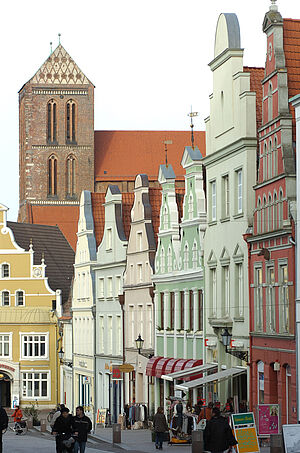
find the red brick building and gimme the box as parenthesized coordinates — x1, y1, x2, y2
(246, 3, 299, 424)
(18, 44, 205, 250)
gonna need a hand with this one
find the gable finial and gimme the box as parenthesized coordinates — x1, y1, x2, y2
(50, 42, 53, 54)
(187, 106, 198, 150)
(270, 0, 278, 10)
(58, 33, 61, 45)
(163, 140, 172, 168)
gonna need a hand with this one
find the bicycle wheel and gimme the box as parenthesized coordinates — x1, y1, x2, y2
(47, 411, 54, 423)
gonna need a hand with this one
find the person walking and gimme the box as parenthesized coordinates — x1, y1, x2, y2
(52, 407, 75, 453)
(12, 405, 23, 433)
(153, 407, 168, 450)
(50, 404, 66, 430)
(73, 406, 92, 453)
(204, 407, 237, 453)
(0, 406, 8, 453)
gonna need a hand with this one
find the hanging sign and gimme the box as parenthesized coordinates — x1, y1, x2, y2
(112, 365, 123, 381)
(257, 404, 280, 436)
(119, 363, 134, 373)
(232, 412, 259, 453)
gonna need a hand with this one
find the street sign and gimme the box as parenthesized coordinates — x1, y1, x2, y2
(119, 363, 134, 373)
(232, 412, 259, 453)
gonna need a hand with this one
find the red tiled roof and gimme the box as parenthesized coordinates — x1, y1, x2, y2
(27, 204, 79, 251)
(244, 66, 264, 133)
(94, 131, 206, 182)
(149, 187, 162, 243)
(283, 19, 300, 139)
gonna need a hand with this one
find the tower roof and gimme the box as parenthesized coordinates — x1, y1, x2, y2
(27, 44, 93, 86)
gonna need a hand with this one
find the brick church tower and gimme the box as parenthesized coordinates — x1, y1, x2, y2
(18, 44, 94, 222)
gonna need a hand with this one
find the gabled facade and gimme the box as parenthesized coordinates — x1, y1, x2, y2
(0, 203, 71, 409)
(151, 146, 206, 412)
(94, 186, 133, 424)
(123, 175, 161, 409)
(246, 3, 298, 424)
(203, 13, 260, 405)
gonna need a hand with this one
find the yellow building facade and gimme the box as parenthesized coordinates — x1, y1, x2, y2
(0, 203, 62, 409)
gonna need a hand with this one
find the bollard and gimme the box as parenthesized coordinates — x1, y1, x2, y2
(112, 423, 121, 443)
(192, 429, 203, 453)
(27, 416, 33, 429)
(40, 418, 46, 432)
(270, 434, 283, 453)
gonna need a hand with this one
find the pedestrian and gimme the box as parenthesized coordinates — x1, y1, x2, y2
(204, 407, 237, 453)
(73, 406, 92, 453)
(12, 405, 23, 433)
(198, 401, 213, 423)
(194, 398, 203, 416)
(0, 406, 8, 453)
(153, 407, 168, 450)
(52, 407, 75, 453)
(50, 405, 64, 429)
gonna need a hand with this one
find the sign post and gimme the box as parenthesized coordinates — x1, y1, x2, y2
(231, 413, 260, 453)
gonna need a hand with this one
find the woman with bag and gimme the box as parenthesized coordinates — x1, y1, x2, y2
(153, 407, 168, 450)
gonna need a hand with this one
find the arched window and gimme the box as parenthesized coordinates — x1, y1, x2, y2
(183, 243, 189, 270)
(163, 207, 168, 230)
(268, 139, 273, 179)
(1, 264, 9, 278)
(188, 194, 193, 220)
(192, 241, 198, 269)
(66, 155, 76, 196)
(263, 143, 267, 181)
(160, 247, 165, 274)
(257, 361, 264, 404)
(257, 198, 261, 234)
(268, 83, 273, 122)
(47, 99, 57, 143)
(268, 194, 272, 231)
(273, 136, 278, 176)
(279, 189, 284, 229)
(262, 196, 267, 233)
(273, 192, 277, 230)
(167, 246, 172, 273)
(16, 290, 24, 306)
(1, 291, 10, 306)
(66, 99, 76, 143)
(48, 155, 57, 196)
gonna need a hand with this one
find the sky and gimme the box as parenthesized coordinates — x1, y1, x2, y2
(1, 0, 300, 221)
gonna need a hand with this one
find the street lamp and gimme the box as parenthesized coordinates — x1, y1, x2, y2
(221, 328, 232, 352)
(221, 328, 248, 362)
(58, 347, 64, 363)
(135, 334, 144, 354)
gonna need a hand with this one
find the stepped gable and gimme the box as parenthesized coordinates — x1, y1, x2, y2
(244, 66, 264, 133)
(149, 187, 162, 244)
(283, 18, 300, 139)
(94, 130, 206, 182)
(25, 203, 79, 251)
(29, 44, 91, 85)
(7, 221, 75, 306)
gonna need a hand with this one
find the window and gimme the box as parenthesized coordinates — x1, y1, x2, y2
(256, 199, 261, 234)
(2, 291, 9, 306)
(160, 247, 165, 273)
(266, 266, 276, 333)
(257, 361, 264, 404)
(66, 155, 76, 197)
(255, 267, 263, 331)
(137, 232, 143, 251)
(180, 291, 184, 330)
(268, 83, 273, 122)
(116, 276, 121, 295)
(279, 263, 289, 333)
(222, 266, 230, 316)
(273, 193, 277, 230)
(22, 372, 49, 398)
(98, 278, 104, 298)
(99, 316, 104, 352)
(262, 196, 267, 233)
(163, 207, 168, 230)
(192, 242, 198, 269)
(137, 264, 143, 283)
(16, 290, 24, 306)
(263, 143, 267, 181)
(160, 293, 164, 330)
(273, 136, 278, 176)
(268, 140, 272, 179)
(222, 175, 229, 218)
(189, 290, 194, 331)
(268, 195, 272, 231)
(47, 99, 57, 143)
(66, 99, 76, 143)
(198, 290, 203, 331)
(236, 263, 244, 318)
(211, 181, 216, 221)
(106, 228, 112, 250)
(167, 247, 172, 273)
(107, 277, 113, 298)
(116, 315, 122, 355)
(237, 170, 242, 213)
(210, 268, 217, 317)
(0, 334, 10, 357)
(188, 194, 193, 220)
(170, 292, 174, 329)
(183, 244, 189, 270)
(48, 155, 57, 196)
(22, 334, 47, 358)
(1, 264, 9, 278)
(278, 190, 283, 229)
(107, 316, 113, 354)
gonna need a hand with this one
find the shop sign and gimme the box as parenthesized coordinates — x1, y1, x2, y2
(257, 404, 279, 436)
(96, 408, 106, 426)
(119, 363, 134, 373)
(283, 424, 300, 453)
(232, 412, 259, 453)
(0, 364, 15, 372)
(112, 365, 123, 381)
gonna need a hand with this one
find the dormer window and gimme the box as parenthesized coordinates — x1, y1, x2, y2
(1, 264, 9, 278)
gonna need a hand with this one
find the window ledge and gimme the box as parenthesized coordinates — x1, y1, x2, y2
(208, 220, 217, 226)
(233, 212, 244, 219)
(220, 217, 230, 223)
(233, 316, 245, 322)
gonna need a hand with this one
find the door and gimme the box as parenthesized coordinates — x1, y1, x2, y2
(0, 373, 11, 407)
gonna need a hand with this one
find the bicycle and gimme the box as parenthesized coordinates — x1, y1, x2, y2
(47, 407, 57, 423)
(9, 419, 28, 435)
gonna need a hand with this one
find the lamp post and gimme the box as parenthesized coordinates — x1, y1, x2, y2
(221, 328, 248, 362)
(221, 328, 232, 353)
(58, 347, 64, 363)
(135, 334, 144, 355)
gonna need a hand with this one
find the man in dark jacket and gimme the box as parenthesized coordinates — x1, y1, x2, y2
(0, 406, 8, 453)
(204, 407, 237, 453)
(73, 406, 92, 453)
(52, 407, 75, 453)
(153, 407, 168, 450)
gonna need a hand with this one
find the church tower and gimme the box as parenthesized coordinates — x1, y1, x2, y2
(18, 43, 94, 222)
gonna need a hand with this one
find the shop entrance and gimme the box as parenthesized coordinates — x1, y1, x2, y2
(0, 372, 11, 407)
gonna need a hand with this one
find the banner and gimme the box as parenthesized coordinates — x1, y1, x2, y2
(257, 404, 279, 436)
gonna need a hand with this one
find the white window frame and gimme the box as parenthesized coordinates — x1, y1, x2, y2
(116, 276, 122, 295)
(1, 263, 10, 278)
(137, 231, 143, 251)
(99, 316, 104, 352)
(107, 277, 113, 298)
(21, 370, 50, 400)
(210, 267, 217, 317)
(163, 207, 168, 230)
(222, 265, 230, 316)
(266, 265, 276, 333)
(254, 266, 263, 331)
(257, 361, 264, 404)
(278, 261, 289, 333)
(20, 333, 49, 360)
(183, 243, 189, 271)
(106, 228, 112, 250)
(137, 263, 143, 283)
(237, 169, 243, 214)
(1, 290, 10, 307)
(0, 332, 12, 359)
(222, 174, 229, 218)
(160, 247, 165, 274)
(167, 246, 172, 273)
(211, 180, 216, 221)
(188, 194, 193, 220)
(192, 241, 198, 269)
(15, 290, 25, 307)
(98, 278, 104, 298)
(107, 316, 113, 354)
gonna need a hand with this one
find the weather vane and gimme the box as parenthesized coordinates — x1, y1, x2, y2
(163, 140, 173, 168)
(188, 106, 198, 150)
(58, 33, 61, 45)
